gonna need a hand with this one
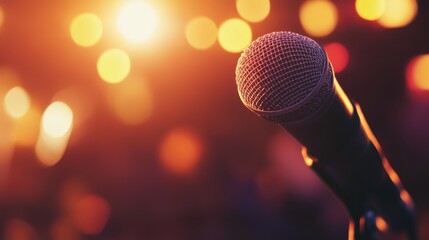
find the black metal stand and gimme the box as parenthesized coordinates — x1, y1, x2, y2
(349, 210, 377, 240)
(348, 210, 417, 240)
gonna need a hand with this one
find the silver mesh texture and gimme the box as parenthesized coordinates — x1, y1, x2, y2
(235, 32, 334, 123)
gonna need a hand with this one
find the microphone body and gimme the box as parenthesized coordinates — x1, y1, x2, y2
(235, 32, 415, 236)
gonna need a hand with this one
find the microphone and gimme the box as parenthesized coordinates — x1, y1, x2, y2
(235, 32, 415, 237)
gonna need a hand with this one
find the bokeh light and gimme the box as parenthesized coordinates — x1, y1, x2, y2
(236, 0, 270, 23)
(3, 86, 31, 119)
(72, 194, 110, 235)
(218, 18, 252, 53)
(378, 0, 417, 28)
(159, 128, 203, 175)
(53, 86, 95, 129)
(70, 13, 103, 47)
(185, 16, 218, 50)
(299, 0, 338, 37)
(355, 0, 386, 21)
(117, 1, 158, 43)
(37, 101, 73, 166)
(36, 128, 71, 167)
(376, 216, 388, 232)
(324, 42, 349, 73)
(406, 54, 429, 91)
(42, 101, 73, 138)
(97, 48, 131, 84)
(107, 76, 153, 125)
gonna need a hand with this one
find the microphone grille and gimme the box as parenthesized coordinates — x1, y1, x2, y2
(235, 32, 334, 123)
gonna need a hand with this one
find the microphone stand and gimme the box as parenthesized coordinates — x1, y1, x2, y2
(350, 210, 379, 240)
(350, 210, 417, 240)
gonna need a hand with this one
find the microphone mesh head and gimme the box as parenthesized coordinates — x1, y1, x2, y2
(236, 32, 334, 124)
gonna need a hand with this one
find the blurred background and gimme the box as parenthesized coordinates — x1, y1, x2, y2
(0, 0, 428, 239)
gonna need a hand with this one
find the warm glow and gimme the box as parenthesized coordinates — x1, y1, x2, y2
(35, 129, 71, 167)
(97, 49, 131, 84)
(186, 16, 218, 50)
(218, 18, 252, 53)
(0, 6, 4, 29)
(12, 107, 41, 147)
(0, 68, 20, 99)
(378, 0, 417, 28)
(37, 102, 73, 166)
(356, 0, 386, 21)
(42, 101, 73, 138)
(159, 128, 203, 175)
(53, 86, 95, 129)
(301, 147, 316, 167)
(70, 13, 103, 47)
(324, 42, 349, 73)
(109, 76, 153, 125)
(348, 221, 355, 240)
(50, 218, 80, 240)
(0, 112, 14, 177)
(236, 0, 270, 23)
(400, 190, 412, 204)
(4, 219, 36, 240)
(117, 1, 158, 43)
(382, 157, 401, 185)
(375, 217, 388, 232)
(3, 86, 31, 118)
(406, 54, 429, 91)
(299, 0, 338, 37)
(72, 194, 110, 235)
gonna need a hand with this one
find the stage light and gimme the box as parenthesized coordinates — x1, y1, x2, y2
(299, 0, 338, 37)
(355, 0, 386, 21)
(406, 54, 429, 92)
(218, 18, 252, 53)
(117, 1, 158, 43)
(70, 13, 103, 47)
(378, 0, 417, 28)
(186, 16, 217, 50)
(324, 42, 349, 73)
(3, 86, 31, 119)
(107, 76, 153, 125)
(97, 49, 131, 84)
(42, 101, 73, 139)
(159, 128, 203, 175)
(236, 0, 270, 23)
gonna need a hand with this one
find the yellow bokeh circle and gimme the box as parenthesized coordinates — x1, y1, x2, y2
(355, 0, 386, 21)
(186, 16, 218, 50)
(236, 0, 270, 23)
(3, 86, 31, 119)
(299, 0, 338, 37)
(218, 18, 252, 53)
(97, 49, 131, 84)
(70, 13, 103, 47)
(378, 0, 417, 28)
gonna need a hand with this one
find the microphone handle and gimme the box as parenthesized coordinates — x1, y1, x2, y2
(279, 81, 415, 235)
